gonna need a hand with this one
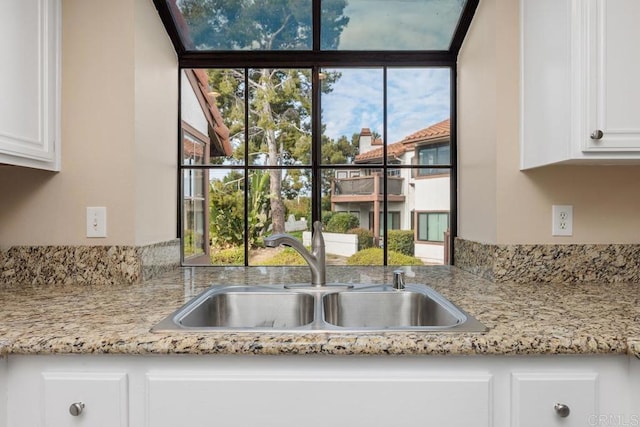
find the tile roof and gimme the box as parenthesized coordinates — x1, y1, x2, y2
(186, 69, 232, 157)
(355, 118, 450, 162)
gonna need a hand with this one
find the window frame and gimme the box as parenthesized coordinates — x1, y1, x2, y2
(416, 142, 451, 178)
(157, 0, 481, 266)
(416, 211, 450, 244)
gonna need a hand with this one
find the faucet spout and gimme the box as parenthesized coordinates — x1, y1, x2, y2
(264, 221, 326, 287)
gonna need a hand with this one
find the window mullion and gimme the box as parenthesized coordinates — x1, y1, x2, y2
(243, 68, 250, 266)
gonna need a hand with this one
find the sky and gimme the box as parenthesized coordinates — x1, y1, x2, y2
(318, 0, 459, 143)
(332, 0, 465, 51)
(321, 67, 451, 144)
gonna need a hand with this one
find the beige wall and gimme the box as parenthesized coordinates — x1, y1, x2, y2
(0, 0, 177, 247)
(133, 0, 179, 245)
(458, 0, 640, 245)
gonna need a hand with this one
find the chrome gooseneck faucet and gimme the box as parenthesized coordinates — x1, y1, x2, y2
(264, 220, 326, 287)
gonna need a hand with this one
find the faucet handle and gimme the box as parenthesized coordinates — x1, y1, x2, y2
(392, 270, 405, 290)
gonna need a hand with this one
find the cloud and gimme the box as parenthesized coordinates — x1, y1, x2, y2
(335, 0, 465, 50)
(321, 67, 450, 143)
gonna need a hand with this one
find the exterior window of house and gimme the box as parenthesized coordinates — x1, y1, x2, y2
(417, 143, 450, 176)
(161, 0, 476, 266)
(370, 211, 401, 237)
(183, 132, 207, 259)
(417, 212, 449, 242)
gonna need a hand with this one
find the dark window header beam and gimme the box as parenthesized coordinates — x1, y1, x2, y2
(178, 51, 456, 69)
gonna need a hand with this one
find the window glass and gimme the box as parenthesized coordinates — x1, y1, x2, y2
(174, 0, 313, 50)
(248, 69, 312, 166)
(207, 169, 245, 266)
(322, 0, 467, 50)
(167, 0, 468, 52)
(417, 212, 449, 242)
(180, 67, 452, 266)
(418, 143, 450, 175)
(183, 169, 206, 259)
(321, 68, 383, 165)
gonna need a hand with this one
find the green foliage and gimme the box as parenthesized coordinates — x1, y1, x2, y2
(180, 0, 348, 51)
(325, 212, 359, 233)
(255, 248, 307, 266)
(210, 246, 244, 265)
(284, 197, 311, 221)
(247, 170, 271, 246)
(346, 248, 424, 266)
(321, 211, 334, 227)
(348, 228, 374, 251)
(209, 170, 271, 248)
(387, 230, 415, 256)
(209, 175, 245, 248)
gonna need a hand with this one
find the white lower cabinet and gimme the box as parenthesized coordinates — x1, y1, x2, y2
(511, 372, 597, 427)
(4, 355, 638, 427)
(147, 370, 491, 427)
(42, 372, 128, 427)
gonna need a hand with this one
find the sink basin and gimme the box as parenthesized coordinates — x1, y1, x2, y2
(322, 290, 462, 328)
(151, 284, 486, 333)
(152, 286, 315, 331)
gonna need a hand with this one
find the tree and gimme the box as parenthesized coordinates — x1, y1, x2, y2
(180, 0, 349, 234)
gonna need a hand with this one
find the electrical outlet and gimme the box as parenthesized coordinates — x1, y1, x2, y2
(86, 207, 107, 238)
(552, 205, 573, 236)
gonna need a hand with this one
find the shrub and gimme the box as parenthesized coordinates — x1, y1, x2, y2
(255, 248, 307, 266)
(388, 250, 423, 266)
(321, 211, 334, 227)
(387, 230, 415, 256)
(326, 212, 359, 233)
(210, 246, 244, 265)
(348, 228, 374, 251)
(346, 248, 423, 266)
(284, 197, 311, 221)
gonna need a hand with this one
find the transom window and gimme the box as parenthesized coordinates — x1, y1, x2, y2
(151, 0, 480, 266)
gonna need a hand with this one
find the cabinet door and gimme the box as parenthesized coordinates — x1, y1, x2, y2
(511, 372, 597, 427)
(147, 371, 492, 427)
(42, 372, 128, 427)
(585, 0, 640, 152)
(0, 0, 60, 170)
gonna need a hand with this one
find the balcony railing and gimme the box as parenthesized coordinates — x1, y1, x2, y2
(331, 173, 404, 196)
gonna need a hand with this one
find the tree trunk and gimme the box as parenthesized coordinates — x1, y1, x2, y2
(261, 69, 286, 234)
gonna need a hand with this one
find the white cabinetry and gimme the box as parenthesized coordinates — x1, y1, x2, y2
(147, 369, 491, 427)
(4, 355, 637, 427)
(0, 0, 61, 171)
(42, 372, 128, 427)
(511, 372, 597, 427)
(520, 0, 640, 169)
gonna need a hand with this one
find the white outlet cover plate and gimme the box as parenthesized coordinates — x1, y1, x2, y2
(552, 205, 573, 236)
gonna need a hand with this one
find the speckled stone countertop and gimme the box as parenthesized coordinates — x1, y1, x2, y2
(0, 266, 638, 357)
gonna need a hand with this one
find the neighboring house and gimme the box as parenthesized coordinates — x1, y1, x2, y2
(331, 119, 451, 264)
(181, 69, 231, 264)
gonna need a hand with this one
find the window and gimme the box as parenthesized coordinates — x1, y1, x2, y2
(153, 0, 480, 266)
(370, 211, 401, 238)
(417, 143, 451, 176)
(182, 131, 208, 260)
(417, 212, 449, 242)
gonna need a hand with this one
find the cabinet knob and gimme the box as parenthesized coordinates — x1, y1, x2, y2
(69, 402, 85, 416)
(554, 403, 570, 418)
(590, 130, 604, 140)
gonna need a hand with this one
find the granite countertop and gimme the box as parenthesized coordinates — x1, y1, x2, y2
(0, 266, 638, 357)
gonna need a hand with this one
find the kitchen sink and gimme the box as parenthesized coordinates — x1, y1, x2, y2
(322, 290, 462, 328)
(151, 284, 486, 333)
(179, 290, 314, 328)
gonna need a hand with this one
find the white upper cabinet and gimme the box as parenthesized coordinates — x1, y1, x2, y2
(520, 0, 640, 169)
(0, 0, 61, 171)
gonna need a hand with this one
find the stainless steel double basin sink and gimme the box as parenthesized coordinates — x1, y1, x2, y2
(152, 283, 486, 333)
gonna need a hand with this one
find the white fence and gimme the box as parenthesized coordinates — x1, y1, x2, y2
(302, 231, 358, 257)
